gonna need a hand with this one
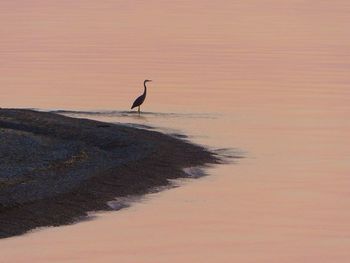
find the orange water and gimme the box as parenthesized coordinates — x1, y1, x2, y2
(1, 1, 350, 262)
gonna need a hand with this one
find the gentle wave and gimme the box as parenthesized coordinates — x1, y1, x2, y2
(49, 109, 218, 119)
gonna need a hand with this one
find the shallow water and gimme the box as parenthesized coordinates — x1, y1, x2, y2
(1, 1, 350, 262)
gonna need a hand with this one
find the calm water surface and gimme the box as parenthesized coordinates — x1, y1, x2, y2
(1, 1, 350, 262)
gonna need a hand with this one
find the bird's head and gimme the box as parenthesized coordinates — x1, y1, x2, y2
(144, 79, 152, 83)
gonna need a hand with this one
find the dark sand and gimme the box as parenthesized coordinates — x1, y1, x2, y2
(0, 109, 218, 238)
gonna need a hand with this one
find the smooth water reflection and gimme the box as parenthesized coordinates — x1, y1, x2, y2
(1, 0, 350, 262)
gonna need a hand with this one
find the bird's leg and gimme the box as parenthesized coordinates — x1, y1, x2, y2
(138, 106, 140, 115)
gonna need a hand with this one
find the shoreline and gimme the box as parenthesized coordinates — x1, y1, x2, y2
(0, 109, 219, 238)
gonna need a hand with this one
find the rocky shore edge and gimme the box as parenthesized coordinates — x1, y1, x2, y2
(0, 109, 219, 238)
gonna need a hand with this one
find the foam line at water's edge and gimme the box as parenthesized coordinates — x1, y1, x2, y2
(107, 166, 209, 211)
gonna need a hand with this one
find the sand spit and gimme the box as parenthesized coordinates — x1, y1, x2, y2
(0, 109, 218, 238)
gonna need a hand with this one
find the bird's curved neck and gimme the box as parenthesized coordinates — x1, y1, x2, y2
(143, 81, 147, 95)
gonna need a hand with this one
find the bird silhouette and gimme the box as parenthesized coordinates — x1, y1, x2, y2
(131, 79, 152, 114)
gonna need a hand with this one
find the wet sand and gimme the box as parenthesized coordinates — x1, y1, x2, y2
(0, 109, 218, 238)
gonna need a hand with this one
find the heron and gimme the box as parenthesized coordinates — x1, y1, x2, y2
(131, 79, 152, 114)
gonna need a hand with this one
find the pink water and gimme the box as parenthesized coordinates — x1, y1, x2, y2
(1, 1, 350, 262)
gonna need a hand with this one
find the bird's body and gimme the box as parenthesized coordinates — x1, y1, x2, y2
(131, 80, 152, 114)
(131, 88, 146, 110)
